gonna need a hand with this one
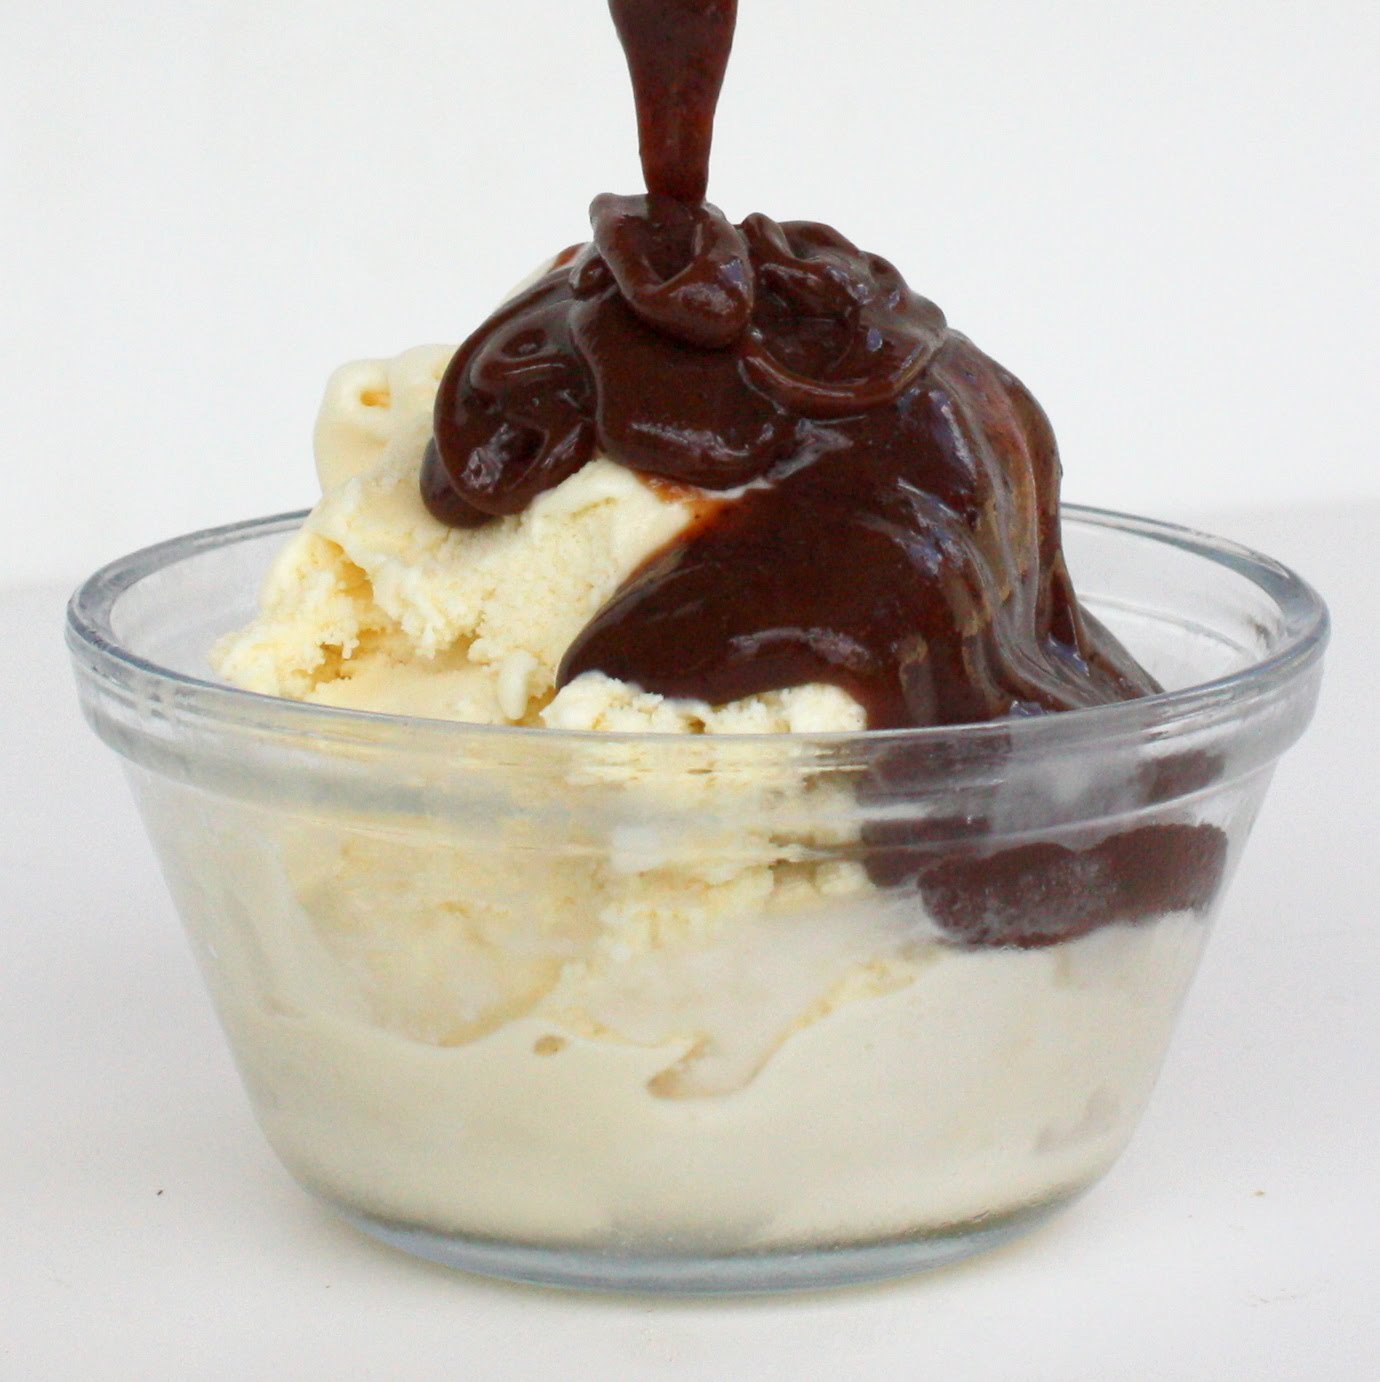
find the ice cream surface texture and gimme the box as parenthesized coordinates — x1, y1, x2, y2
(140, 757, 1205, 1250)
(213, 343, 865, 736)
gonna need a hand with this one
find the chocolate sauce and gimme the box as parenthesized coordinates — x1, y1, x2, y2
(609, 0, 737, 205)
(422, 21, 1157, 727)
(420, 0, 1227, 941)
(918, 825, 1229, 949)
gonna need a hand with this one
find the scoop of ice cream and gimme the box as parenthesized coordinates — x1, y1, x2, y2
(210, 341, 880, 1093)
(214, 342, 868, 735)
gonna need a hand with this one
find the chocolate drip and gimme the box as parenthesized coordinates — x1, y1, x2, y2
(425, 196, 1156, 727)
(917, 825, 1229, 949)
(417, 0, 1229, 943)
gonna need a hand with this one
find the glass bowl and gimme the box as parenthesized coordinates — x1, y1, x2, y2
(66, 506, 1327, 1293)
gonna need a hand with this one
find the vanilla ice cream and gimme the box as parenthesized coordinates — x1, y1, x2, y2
(191, 345, 1215, 1256)
(144, 764, 1205, 1250)
(214, 344, 865, 737)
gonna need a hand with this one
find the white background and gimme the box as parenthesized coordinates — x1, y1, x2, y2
(4, 0, 1378, 586)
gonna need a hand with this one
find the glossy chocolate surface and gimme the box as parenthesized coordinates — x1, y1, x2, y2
(423, 2, 1157, 727)
(419, 0, 1225, 939)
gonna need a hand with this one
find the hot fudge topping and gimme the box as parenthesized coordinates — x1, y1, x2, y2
(422, 0, 1155, 728)
(419, 0, 1226, 936)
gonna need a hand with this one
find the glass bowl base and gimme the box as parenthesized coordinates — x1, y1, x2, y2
(331, 1196, 1078, 1295)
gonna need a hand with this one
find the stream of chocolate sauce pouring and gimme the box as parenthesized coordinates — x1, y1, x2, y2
(419, 0, 1227, 939)
(613, 0, 736, 204)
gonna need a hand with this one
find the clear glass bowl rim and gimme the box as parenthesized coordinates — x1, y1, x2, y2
(66, 504, 1329, 756)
